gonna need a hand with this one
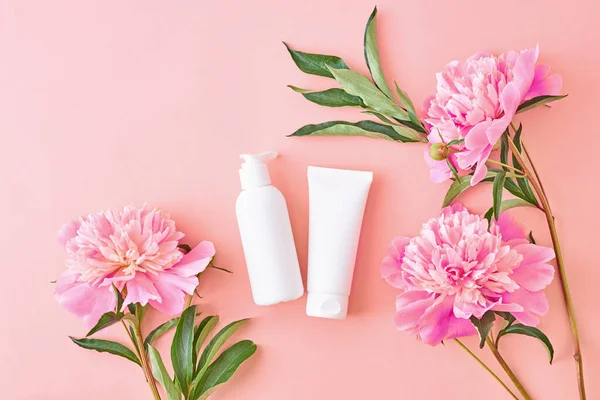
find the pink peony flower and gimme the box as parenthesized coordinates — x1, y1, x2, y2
(380, 204, 555, 345)
(425, 47, 562, 185)
(55, 205, 215, 328)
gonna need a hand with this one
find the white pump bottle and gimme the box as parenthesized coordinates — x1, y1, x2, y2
(236, 152, 304, 306)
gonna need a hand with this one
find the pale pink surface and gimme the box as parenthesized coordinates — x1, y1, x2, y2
(381, 205, 554, 345)
(1, 1, 599, 399)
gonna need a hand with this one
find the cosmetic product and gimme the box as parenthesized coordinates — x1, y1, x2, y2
(305, 166, 373, 319)
(236, 151, 304, 305)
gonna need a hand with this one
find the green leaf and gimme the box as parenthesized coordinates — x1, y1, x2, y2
(442, 171, 496, 207)
(510, 124, 538, 207)
(148, 345, 183, 400)
(394, 82, 426, 133)
(363, 7, 393, 98)
(127, 303, 137, 315)
(469, 311, 496, 349)
(70, 337, 141, 366)
(171, 305, 197, 395)
(327, 67, 409, 121)
(178, 244, 192, 254)
(287, 86, 365, 108)
(144, 316, 180, 349)
(494, 312, 516, 326)
(283, 42, 348, 78)
(484, 198, 536, 223)
(211, 265, 232, 274)
(190, 340, 257, 400)
(113, 285, 124, 312)
(86, 311, 124, 337)
(289, 120, 417, 142)
(497, 324, 554, 364)
(528, 231, 536, 244)
(516, 95, 567, 114)
(198, 319, 249, 371)
(194, 315, 219, 366)
(492, 171, 507, 220)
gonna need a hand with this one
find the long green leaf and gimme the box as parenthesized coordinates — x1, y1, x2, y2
(86, 311, 124, 337)
(327, 67, 409, 120)
(516, 95, 567, 114)
(283, 42, 348, 78)
(469, 311, 496, 349)
(289, 120, 416, 142)
(197, 319, 249, 371)
(190, 340, 257, 400)
(171, 305, 197, 395)
(362, 111, 423, 142)
(144, 316, 180, 349)
(70, 337, 141, 366)
(484, 198, 536, 223)
(492, 171, 507, 220)
(287, 86, 365, 108)
(442, 171, 496, 207)
(511, 124, 538, 206)
(148, 345, 183, 400)
(194, 316, 219, 363)
(363, 7, 392, 98)
(497, 324, 554, 364)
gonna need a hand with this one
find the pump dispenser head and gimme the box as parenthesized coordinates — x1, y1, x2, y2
(239, 151, 278, 190)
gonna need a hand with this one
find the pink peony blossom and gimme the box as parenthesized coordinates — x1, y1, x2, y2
(55, 205, 215, 327)
(425, 47, 562, 185)
(380, 204, 554, 345)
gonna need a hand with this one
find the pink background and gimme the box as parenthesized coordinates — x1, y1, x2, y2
(1, 0, 599, 399)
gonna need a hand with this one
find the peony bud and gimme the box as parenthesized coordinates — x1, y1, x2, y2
(429, 143, 449, 161)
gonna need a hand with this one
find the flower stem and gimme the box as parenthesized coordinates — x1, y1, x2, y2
(485, 337, 532, 400)
(125, 307, 162, 400)
(454, 339, 519, 400)
(508, 135, 586, 399)
(487, 159, 525, 174)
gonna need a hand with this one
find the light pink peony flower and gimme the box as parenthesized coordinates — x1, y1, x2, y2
(55, 205, 215, 327)
(380, 204, 554, 345)
(425, 47, 562, 185)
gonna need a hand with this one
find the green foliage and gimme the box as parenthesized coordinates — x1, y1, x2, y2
(290, 120, 418, 142)
(516, 95, 567, 114)
(470, 311, 496, 349)
(283, 42, 349, 78)
(70, 337, 141, 366)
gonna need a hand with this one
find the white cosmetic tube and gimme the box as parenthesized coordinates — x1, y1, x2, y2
(306, 166, 373, 319)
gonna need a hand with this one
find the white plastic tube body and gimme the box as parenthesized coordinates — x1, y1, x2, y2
(306, 166, 373, 319)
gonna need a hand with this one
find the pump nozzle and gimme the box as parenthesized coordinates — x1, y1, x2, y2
(239, 151, 278, 190)
(240, 152, 278, 166)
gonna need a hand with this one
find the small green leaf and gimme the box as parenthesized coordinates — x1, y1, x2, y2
(511, 124, 538, 206)
(283, 42, 348, 78)
(494, 312, 516, 326)
(178, 244, 192, 254)
(442, 171, 496, 207)
(528, 231, 536, 244)
(86, 311, 124, 337)
(289, 120, 417, 142)
(144, 316, 180, 349)
(497, 324, 554, 364)
(516, 95, 567, 114)
(447, 139, 464, 146)
(171, 305, 197, 395)
(127, 303, 137, 315)
(492, 171, 507, 220)
(211, 265, 232, 274)
(469, 311, 496, 349)
(327, 67, 409, 121)
(190, 340, 257, 400)
(363, 7, 393, 98)
(484, 198, 535, 224)
(113, 285, 124, 312)
(394, 82, 426, 133)
(194, 315, 219, 367)
(148, 345, 182, 400)
(287, 86, 365, 108)
(70, 337, 141, 366)
(198, 319, 249, 371)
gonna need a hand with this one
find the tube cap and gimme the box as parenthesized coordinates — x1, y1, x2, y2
(306, 292, 348, 320)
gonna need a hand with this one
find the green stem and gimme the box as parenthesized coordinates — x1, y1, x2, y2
(128, 306, 162, 400)
(454, 339, 519, 400)
(508, 135, 586, 399)
(485, 337, 532, 400)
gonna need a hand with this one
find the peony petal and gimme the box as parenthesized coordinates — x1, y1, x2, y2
(55, 271, 116, 328)
(504, 289, 549, 326)
(418, 295, 475, 345)
(424, 149, 453, 183)
(148, 272, 199, 315)
(122, 273, 160, 310)
(57, 219, 81, 248)
(170, 241, 216, 277)
(525, 64, 562, 100)
(511, 47, 538, 97)
(464, 121, 493, 150)
(381, 237, 410, 288)
(394, 291, 435, 333)
(511, 261, 554, 292)
(496, 212, 527, 241)
(470, 146, 493, 185)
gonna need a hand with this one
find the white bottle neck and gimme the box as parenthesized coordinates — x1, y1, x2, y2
(239, 164, 271, 190)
